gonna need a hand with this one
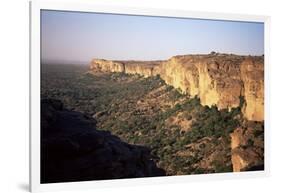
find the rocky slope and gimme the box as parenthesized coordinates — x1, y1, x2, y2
(41, 64, 264, 177)
(230, 124, 264, 172)
(41, 99, 165, 183)
(90, 53, 264, 121)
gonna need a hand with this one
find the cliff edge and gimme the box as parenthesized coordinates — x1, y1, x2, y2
(90, 54, 264, 121)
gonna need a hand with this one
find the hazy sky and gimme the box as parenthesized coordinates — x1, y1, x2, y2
(41, 10, 264, 63)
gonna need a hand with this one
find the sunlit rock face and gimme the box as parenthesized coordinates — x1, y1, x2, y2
(240, 57, 264, 121)
(90, 59, 125, 73)
(196, 55, 244, 110)
(123, 61, 162, 78)
(160, 56, 200, 97)
(90, 54, 264, 121)
(230, 127, 264, 172)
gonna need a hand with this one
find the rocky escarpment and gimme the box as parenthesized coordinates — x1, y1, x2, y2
(41, 99, 165, 183)
(90, 60, 163, 77)
(90, 54, 264, 122)
(240, 57, 264, 121)
(230, 125, 264, 172)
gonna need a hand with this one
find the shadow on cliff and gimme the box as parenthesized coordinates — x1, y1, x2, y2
(41, 99, 165, 184)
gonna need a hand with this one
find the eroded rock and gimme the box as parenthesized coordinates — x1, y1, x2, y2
(230, 126, 264, 172)
(90, 54, 264, 121)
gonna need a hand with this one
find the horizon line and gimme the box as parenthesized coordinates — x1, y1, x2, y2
(42, 51, 264, 65)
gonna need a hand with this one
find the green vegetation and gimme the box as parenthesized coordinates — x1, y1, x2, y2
(41, 64, 263, 176)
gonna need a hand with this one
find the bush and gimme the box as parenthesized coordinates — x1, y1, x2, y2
(247, 139, 254, 146)
(186, 114, 192, 120)
(42, 65, 244, 176)
(212, 160, 233, 173)
(174, 103, 182, 111)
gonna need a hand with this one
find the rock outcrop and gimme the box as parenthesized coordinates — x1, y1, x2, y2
(230, 126, 264, 172)
(90, 53, 264, 121)
(41, 99, 165, 183)
(90, 59, 125, 73)
(240, 57, 264, 122)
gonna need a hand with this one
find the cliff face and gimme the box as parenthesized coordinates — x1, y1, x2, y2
(160, 56, 200, 97)
(90, 54, 264, 121)
(240, 57, 264, 122)
(90, 59, 125, 73)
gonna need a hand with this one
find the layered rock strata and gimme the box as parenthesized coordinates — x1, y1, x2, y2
(90, 54, 264, 121)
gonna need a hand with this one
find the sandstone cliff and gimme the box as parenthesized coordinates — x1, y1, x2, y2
(90, 54, 264, 121)
(240, 57, 264, 121)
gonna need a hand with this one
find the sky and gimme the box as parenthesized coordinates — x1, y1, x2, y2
(41, 10, 264, 64)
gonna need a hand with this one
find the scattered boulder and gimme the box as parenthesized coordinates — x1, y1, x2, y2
(230, 126, 264, 172)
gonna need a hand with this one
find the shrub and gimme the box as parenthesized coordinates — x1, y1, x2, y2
(174, 103, 182, 111)
(186, 114, 192, 120)
(247, 139, 254, 146)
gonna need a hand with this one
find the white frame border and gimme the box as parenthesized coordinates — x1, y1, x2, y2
(30, 1, 271, 192)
